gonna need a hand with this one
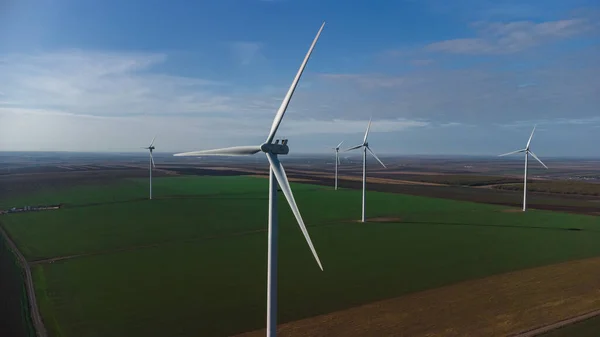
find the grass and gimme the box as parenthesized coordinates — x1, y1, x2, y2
(1, 176, 324, 260)
(2, 175, 600, 337)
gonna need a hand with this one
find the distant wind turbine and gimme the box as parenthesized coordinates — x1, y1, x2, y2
(498, 125, 548, 212)
(173, 22, 325, 337)
(143, 136, 156, 200)
(333, 140, 344, 190)
(345, 118, 386, 222)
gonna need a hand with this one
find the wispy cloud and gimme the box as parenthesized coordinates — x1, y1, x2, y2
(315, 46, 600, 125)
(0, 106, 429, 152)
(410, 59, 434, 66)
(319, 73, 406, 88)
(438, 122, 466, 128)
(0, 50, 436, 151)
(0, 50, 240, 117)
(228, 41, 264, 65)
(499, 117, 600, 128)
(427, 18, 594, 54)
(278, 118, 429, 136)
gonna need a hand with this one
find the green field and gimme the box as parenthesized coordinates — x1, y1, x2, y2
(2, 175, 600, 337)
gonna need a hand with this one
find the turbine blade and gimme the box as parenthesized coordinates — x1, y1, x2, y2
(173, 145, 261, 157)
(526, 125, 536, 149)
(150, 135, 157, 147)
(150, 153, 156, 168)
(344, 144, 363, 152)
(336, 140, 344, 149)
(363, 117, 372, 144)
(265, 22, 325, 144)
(266, 153, 323, 271)
(337, 154, 341, 165)
(366, 146, 386, 168)
(498, 149, 526, 157)
(529, 151, 548, 169)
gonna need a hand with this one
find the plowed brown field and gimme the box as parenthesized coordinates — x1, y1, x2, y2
(234, 257, 600, 337)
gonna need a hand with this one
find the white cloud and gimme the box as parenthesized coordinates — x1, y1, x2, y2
(317, 48, 600, 124)
(1, 42, 598, 154)
(439, 122, 465, 127)
(0, 50, 236, 118)
(0, 106, 428, 152)
(427, 18, 594, 54)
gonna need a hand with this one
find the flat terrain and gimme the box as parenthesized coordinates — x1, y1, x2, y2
(191, 164, 600, 215)
(540, 315, 600, 337)
(2, 173, 600, 337)
(235, 256, 600, 337)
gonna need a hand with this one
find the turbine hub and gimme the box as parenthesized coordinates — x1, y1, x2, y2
(261, 140, 290, 155)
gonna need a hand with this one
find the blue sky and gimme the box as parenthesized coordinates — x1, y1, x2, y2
(0, 0, 599, 156)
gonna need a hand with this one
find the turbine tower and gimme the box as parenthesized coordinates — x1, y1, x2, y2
(333, 141, 344, 190)
(345, 118, 386, 222)
(144, 136, 157, 200)
(498, 125, 548, 212)
(173, 22, 325, 337)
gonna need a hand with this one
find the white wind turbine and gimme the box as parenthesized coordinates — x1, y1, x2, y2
(333, 141, 344, 190)
(143, 136, 157, 200)
(345, 118, 386, 222)
(173, 23, 325, 337)
(498, 125, 548, 212)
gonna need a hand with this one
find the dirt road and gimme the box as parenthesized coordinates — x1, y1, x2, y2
(511, 309, 600, 336)
(0, 224, 47, 337)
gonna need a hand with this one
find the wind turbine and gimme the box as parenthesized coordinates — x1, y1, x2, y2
(143, 136, 156, 200)
(345, 118, 386, 222)
(333, 141, 344, 190)
(173, 23, 325, 337)
(498, 125, 548, 212)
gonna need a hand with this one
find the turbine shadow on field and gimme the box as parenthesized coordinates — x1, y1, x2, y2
(65, 192, 270, 209)
(66, 198, 147, 209)
(398, 220, 588, 233)
(161, 193, 268, 201)
(303, 217, 590, 233)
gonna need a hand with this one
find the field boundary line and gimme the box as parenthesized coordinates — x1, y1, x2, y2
(511, 308, 600, 337)
(28, 218, 361, 265)
(0, 224, 48, 337)
(29, 228, 270, 265)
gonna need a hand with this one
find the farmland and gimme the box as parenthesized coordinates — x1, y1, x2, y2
(541, 315, 600, 337)
(492, 180, 600, 196)
(0, 233, 35, 337)
(2, 172, 600, 336)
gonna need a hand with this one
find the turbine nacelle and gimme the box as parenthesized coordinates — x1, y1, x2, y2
(261, 140, 290, 155)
